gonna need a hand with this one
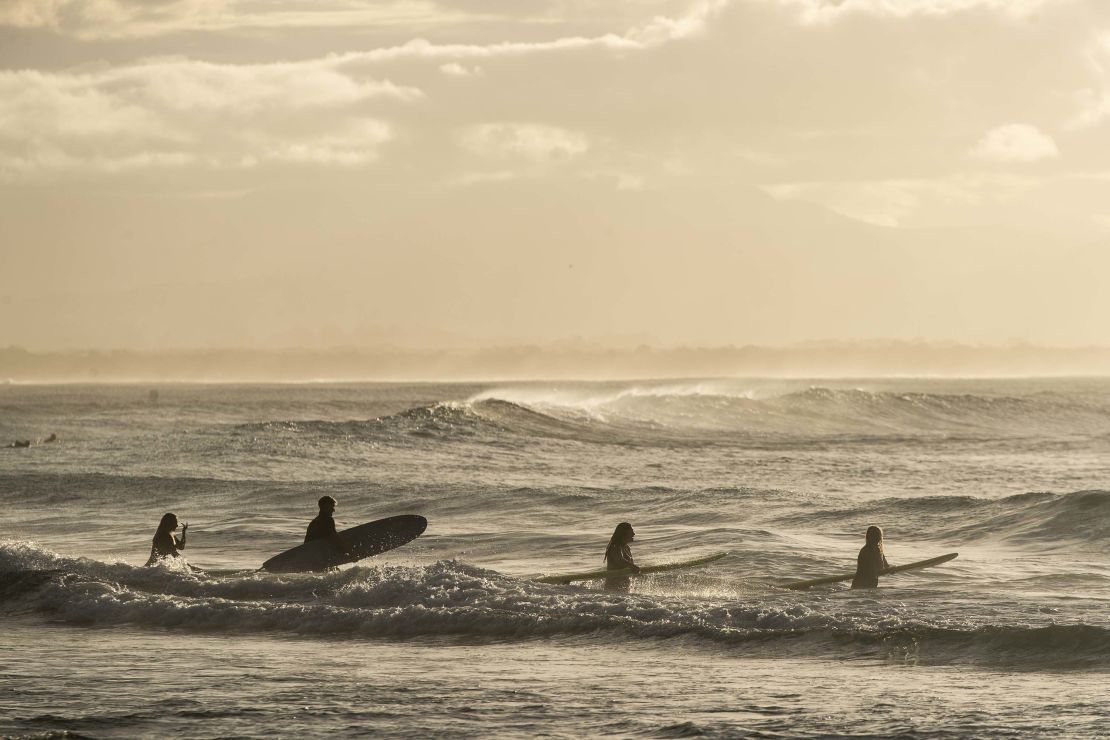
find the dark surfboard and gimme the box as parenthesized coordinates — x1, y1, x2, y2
(261, 514, 427, 573)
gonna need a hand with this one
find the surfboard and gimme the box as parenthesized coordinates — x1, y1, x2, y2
(535, 552, 728, 585)
(781, 552, 958, 590)
(261, 514, 427, 573)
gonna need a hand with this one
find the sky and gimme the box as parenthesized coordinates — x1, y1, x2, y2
(1, 0, 1109, 350)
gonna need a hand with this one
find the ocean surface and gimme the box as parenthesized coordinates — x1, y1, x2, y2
(2, 378, 1108, 738)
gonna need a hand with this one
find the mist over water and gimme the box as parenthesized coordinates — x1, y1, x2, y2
(2, 378, 1109, 737)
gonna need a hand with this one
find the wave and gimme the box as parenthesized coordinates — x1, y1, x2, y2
(222, 382, 1110, 448)
(2, 542, 1106, 669)
(235, 399, 628, 447)
(774, 489, 1110, 551)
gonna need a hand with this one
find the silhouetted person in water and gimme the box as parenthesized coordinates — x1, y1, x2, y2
(146, 512, 188, 566)
(305, 496, 352, 556)
(6, 433, 56, 448)
(851, 525, 890, 589)
(603, 522, 640, 590)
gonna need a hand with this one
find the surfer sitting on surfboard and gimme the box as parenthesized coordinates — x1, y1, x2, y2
(305, 496, 353, 556)
(851, 525, 890, 589)
(146, 512, 188, 566)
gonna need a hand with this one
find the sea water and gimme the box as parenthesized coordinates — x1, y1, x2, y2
(1, 378, 1108, 738)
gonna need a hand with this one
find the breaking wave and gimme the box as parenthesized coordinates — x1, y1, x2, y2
(232, 384, 1110, 447)
(1, 542, 1106, 669)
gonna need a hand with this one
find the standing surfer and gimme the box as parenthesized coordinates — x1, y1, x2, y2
(305, 496, 353, 556)
(851, 525, 889, 589)
(146, 512, 188, 566)
(603, 522, 640, 590)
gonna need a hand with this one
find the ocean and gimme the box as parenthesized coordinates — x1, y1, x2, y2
(2, 378, 1108, 738)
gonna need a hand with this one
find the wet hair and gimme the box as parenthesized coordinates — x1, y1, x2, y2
(157, 513, 178, 532)
(318, 495, 337, 509)
(604, 522, 635, 563)
(865, 525, 884, 549)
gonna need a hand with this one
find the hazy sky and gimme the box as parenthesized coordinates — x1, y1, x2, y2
(2, 0, 1109, 349)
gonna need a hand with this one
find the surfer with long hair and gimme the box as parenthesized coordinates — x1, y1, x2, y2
(146, 512, 188, 566)
(851, 525, 889, 588)
(603, 521, 641, 589)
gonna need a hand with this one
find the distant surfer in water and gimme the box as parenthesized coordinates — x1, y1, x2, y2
(146, 512, 188, 566)
(851, 525, 889, 589)
(603, 522, 640, 590)
(305, 496, 353, 556)
(6, 433, 56, 448)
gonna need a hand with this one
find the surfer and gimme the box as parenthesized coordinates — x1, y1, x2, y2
(602, 522, 640, 590)
(6, 434, 55, 448)
(146, 512, 188, 566)
(305, 496, 353, 556)
(851, 525, 889, 589)
(604, 522, 641, 572)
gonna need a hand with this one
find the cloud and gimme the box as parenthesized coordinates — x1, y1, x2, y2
(0, 58, 418, 176)
(761, 173, 1041, 226)
(774, 0, 1058, 23)
(0, 0, 472, 40)
(0, 0, 728, 177)
(246, 119, 392, 166)
(970, 124, 1059, 163)
(0, 0, 725, 41)
(763, 179, 921, 227)
(126, 57, 422, 113)
(459, 123, 589, 162)
(439, 62, 481, 77)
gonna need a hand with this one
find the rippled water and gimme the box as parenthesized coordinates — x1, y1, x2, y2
(2, 378, 1108, 737)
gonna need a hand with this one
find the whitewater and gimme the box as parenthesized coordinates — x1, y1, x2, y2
(2, 377, 1108, 738)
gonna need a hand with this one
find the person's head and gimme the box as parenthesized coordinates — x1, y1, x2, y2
(865, 525, 883, 547)
(318, 496, 337, 514)
(604, 522, 636, 560)
(158, 513, 179, 532)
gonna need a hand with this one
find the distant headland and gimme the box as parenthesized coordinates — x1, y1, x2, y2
(4, 341, 1110, 383)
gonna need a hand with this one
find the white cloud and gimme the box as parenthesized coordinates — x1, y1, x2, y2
(762, 173, 1039, 227)
(0, 0, 469, 40)
(0, 0, 724, 42)
(0, 147, 196, 179)
(0, 0, 63, 28)
(970, 124, 1059, 163)
(0, 70, 182, 140)
(248, 119, 392, 166)
(775, 0, 1058, 23)
(459, 123, 589, 162)
(439, 62, 481, 77)
(123, 57, 422, 113)
(0, 58, 418, 176)
(763, 180, 921, 227)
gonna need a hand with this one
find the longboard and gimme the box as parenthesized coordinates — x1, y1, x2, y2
(535, 552, 728, 585)
(261, 514, 427, 573)
(781, 552, 958, 590)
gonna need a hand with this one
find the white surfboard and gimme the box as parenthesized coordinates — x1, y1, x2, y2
(535, 552, 729, 585)
(781, 552, 958, 590)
